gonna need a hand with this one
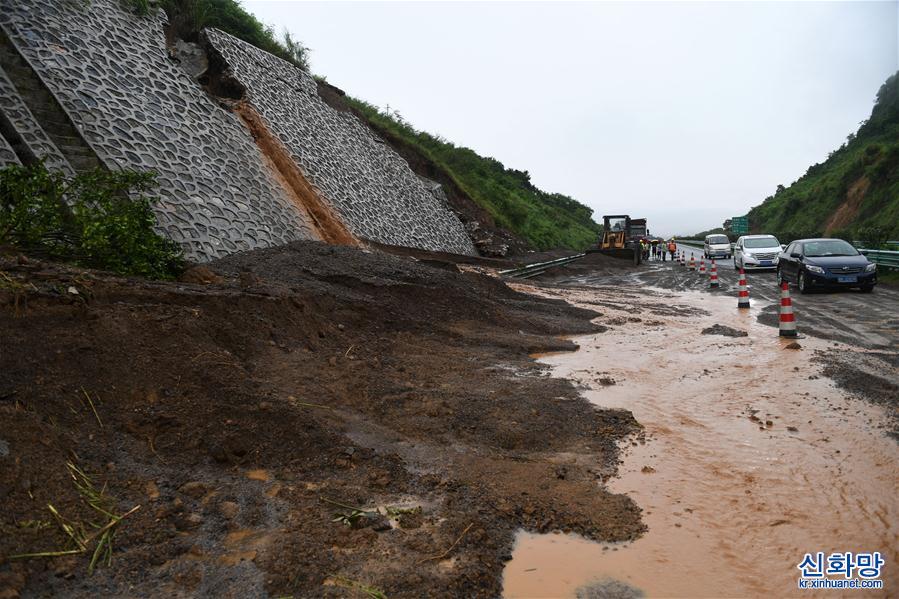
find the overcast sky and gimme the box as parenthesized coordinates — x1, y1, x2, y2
(245, 1, 898, 237)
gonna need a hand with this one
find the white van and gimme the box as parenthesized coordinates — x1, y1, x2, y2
(704, 234, 732, 260)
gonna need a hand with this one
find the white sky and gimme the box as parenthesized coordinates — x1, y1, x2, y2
(245, 1, 898, 237)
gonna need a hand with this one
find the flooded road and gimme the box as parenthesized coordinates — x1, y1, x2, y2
(503, 285, 898, 598)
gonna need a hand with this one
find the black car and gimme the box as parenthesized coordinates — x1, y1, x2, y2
(778, 238, 877, 293)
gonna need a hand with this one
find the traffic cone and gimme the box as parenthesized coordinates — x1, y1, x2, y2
(699, 258, 706, 275)
(737, 268, 750, 308)
(778, 281, 797, 337)
(709, 259, 719, 288)
(688, 255, 696, 271)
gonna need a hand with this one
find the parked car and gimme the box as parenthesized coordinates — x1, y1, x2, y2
(733, 235, 782, 270)
(704, 234, 732, 260)
(777, 238, 877, 293)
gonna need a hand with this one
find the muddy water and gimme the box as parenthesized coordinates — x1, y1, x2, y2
(504, 288, 898, 598)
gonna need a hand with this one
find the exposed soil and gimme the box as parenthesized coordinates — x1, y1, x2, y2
(234, 102, 357, 247)
(0, 241, 643, 597)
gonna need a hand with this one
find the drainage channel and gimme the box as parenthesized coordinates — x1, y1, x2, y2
(503, 286, 898, 598)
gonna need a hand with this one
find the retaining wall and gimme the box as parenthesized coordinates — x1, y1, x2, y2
(0, 0, 476, 259)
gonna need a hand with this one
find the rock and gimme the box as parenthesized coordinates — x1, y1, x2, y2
(179, 481, 210, 499)
(258, 401, 272, 411)
(145, 480, 160, 500)
(328, 357, 338, 367)
(218, 501, 240, 519)
(575, 577, 644, 599)
(179, 265, 224, 285)
(701, 324, 748, 337)
(172, 40, 209, 80)
(175, 512, 204, 531)
(784, 342, 802, 350)
(787, 426, 799, 432)
(369, 516, 392, 532)
(0, 438, 9, 458)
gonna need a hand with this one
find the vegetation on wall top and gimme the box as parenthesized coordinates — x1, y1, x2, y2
(123, 0, 310, 71)
(347, 99, 601, 251)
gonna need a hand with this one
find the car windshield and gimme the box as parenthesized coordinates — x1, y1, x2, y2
(803, 240, 858, 257)
(707, 235, 729, 244)
(744, 237, 779, 249)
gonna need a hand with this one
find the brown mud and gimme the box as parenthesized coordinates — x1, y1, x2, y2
(0, 241, 642, 597)
(504, 284, 899, 598)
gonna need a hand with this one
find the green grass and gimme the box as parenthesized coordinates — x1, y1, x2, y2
(747, 72, 899, 244)
(346, 98, 601, 251)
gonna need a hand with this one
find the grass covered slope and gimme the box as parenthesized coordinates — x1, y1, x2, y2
(748, 72, 899, 244)
(346, 99, 601, 251)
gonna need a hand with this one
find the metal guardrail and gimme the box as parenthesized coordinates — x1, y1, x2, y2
(858, 249, 899, 269)
(498, 253, 586, 279)
(680, 239, 898, 269)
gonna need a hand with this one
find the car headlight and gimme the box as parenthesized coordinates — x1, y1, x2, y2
(865, 263, 877, 272)
(744, 254, 757, 262)
(805, 265, 825, 274)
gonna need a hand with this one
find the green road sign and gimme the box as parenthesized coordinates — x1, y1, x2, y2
(731, 216, 749, 234)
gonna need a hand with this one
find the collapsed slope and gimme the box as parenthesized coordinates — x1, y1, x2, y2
(747, 72, 899, 241)
(0, 242, 642, 597)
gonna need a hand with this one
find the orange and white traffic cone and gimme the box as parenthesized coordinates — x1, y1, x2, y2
(678, 251, 684, 266)
(737, 268, 750, 309)
(709, 259, 719, 288)
(688, 255, 696, 271)
(779, 281, 797, 337)
(699, 258, 706, 275)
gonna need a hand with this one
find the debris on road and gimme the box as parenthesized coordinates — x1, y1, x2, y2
(701, 324, 748, 337)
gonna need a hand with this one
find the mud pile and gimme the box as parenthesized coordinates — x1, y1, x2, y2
(0, 242, 642, 597)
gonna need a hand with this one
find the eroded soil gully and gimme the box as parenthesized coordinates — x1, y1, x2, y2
(503, 284, 899, 598)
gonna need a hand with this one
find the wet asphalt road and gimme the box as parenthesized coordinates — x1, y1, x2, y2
(548, 244, 899, 352)
(671, 243, 899, 351)
(539, 246, 899, 436)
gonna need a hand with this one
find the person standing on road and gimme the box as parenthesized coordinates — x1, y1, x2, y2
(667, 239, 677, 260)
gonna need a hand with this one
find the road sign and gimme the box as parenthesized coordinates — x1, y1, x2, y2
(730, 216, 749, 234)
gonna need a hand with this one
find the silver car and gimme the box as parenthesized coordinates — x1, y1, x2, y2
(734, 235, 782, 270)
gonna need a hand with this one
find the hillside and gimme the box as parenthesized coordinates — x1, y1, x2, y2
(747, 72, 899, 244)
(344, 98, 601, 252)
(139, 0, 601, 254)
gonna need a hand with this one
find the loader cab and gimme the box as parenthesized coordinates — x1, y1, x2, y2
(598, 214, 643, 265)
(602, 215, 630, 250)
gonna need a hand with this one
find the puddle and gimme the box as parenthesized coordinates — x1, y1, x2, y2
(504, 288, 899, 597)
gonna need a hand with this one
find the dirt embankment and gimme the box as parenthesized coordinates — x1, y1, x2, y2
(0, 242, 642, 597)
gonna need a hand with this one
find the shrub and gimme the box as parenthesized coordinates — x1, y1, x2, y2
(0, 164, 184, 279)
(858, 224, 891, 249)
